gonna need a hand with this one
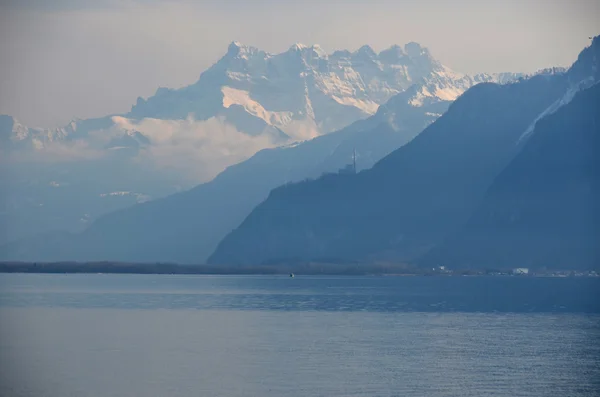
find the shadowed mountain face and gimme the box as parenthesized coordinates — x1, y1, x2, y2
(423, 83, 600, 269)
(208, 38, 599, 268)
(0, 83, 452, 263)
(208, 76, 569, 265)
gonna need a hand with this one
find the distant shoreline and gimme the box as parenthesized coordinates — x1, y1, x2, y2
(0, 261, 425, 276)
(0, 262, 597, 277)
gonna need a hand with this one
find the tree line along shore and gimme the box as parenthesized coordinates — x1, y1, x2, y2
(0, 261, 597, 277)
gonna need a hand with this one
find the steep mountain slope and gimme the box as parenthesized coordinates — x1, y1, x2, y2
(209, 38, 598, 267)
(128, 41, 514, 138)
(423, 83, 600, 269)
(209, 76, 569, 265)
(0, 84, 453, 263)
(1, 42, 516, 245)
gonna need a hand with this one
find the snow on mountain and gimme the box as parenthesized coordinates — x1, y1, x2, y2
(0, 115, 69, 151)
(1, 41, 521, 245)
(4, 41, 520, 160)
(128, 41, 519, 141)
(518, 36, 599, 143)
(518, 77, 596, 143)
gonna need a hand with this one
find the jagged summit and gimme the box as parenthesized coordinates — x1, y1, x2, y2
(356, 45, 377, 58)
(404, 42, 429, 57)
(8, 40, 523, 150)
(289, 42, 308, 51)
(225, 40, 263, 59)
(11, 40, 523, 149)
(378, 44, 407, 64)
(308, 44, 327, 58)
(220, 41, 437, 64)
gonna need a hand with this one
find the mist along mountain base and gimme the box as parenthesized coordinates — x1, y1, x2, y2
(0, 42, 514, 248)
(208, 38, 600, 270)
(1, 42, 517, 264)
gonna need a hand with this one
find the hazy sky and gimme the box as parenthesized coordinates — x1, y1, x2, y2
(0, 0, 597, 127)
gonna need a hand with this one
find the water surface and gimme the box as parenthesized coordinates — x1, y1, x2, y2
(1, 274, 598, 396)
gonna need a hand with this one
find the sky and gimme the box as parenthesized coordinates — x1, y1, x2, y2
(0, 0, 598, 127)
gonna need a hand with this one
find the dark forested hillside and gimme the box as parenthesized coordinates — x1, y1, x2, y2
(423, 83, 600, 269)
(210, 38, 600, 268)
(209, 75, 570, 265)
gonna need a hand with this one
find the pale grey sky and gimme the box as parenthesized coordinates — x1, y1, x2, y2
(0, 0, 597, 127)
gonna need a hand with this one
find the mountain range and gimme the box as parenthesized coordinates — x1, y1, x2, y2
(208, 37, 600, 269)
(5, 38, 596, 270)
(423, 75, 600, 269)
(0, 41, 518, 255)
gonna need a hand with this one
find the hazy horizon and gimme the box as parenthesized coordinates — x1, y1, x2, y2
(0, 0, 597, 127)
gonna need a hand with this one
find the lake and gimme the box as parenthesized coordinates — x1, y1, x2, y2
(0, 274, 599, 396)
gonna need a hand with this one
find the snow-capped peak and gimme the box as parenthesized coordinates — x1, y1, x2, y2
(355, 45, 377, 59)
(289, 43, 308, 51)
(226, 40, 261, 59)
(379, 44, 407, 63)
(1, 115, 29, 141)
(310, 44, 327, 58)
(9, 40, 524, 159)
(127, 40, 523, 140)
(404, 42, 429, 58)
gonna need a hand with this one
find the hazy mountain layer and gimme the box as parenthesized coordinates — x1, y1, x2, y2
(0, 42, 517, 245)
(1, 83, 453, 263)
(208, 38, 600, 267)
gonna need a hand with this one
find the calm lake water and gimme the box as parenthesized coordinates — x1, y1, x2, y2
(0, 274, 599, 397)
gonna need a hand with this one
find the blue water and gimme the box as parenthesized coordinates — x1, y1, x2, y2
(1, 274, 599, 396)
